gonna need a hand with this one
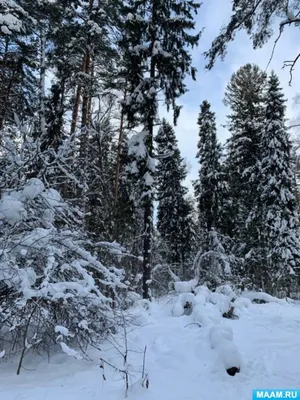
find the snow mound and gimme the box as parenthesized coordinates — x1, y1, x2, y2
(209, 324, 242, 374)
(174, 279, 198, 293)
(172, 293, 196, 316)
(234, 297, 251, 310)
(209, 292, 232, 314)
(172, 301, 184, 317)
(194, 285, 211, 299)
(241, 291, 286, 304)
(209, 325, 233, 349)
(193, 303, 221, 326)
(215, 284, 237, 299)
(215, 340, 242, 370)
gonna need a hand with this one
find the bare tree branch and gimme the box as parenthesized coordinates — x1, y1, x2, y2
(283, 53, 300, 85)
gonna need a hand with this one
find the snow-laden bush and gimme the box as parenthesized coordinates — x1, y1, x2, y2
(171, 283, 236, 323)
(0, 178, 126, 362)
(193, 230, 232, 289)
(174, 278, 198, 294)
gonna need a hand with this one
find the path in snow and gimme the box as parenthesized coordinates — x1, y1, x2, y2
(1, 298, 300, 400)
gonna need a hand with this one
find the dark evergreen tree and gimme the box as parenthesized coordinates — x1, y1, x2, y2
(223, 64, 266, 247)
(194, 101, 222, 239)
(155, 119, 196, 279)
(249, 72, 300, 295)
(120, 0, 200, 298)
(0, 1, 39, 130)
(193, 101, 231, 287)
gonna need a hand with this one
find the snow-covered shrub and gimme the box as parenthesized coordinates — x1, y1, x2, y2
(233, 297, 251, 310)
(0, 177, 126, 360)
(209, 292, 232, 314)
(240, 291, 286, 305)
(149, 263, 178, 297)
(174, 278, 198, 294)
(193, 230, 232, 289)
(215, 284, 238, 300)
(172, 292, 197, 317)
(170, 283, 247, 326)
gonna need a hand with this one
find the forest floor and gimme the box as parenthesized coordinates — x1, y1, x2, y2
(1, 294, 300, 400)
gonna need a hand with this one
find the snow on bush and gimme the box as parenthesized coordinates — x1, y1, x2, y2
(172, 301, 185, 317)
(233, 297, 251, 310)
(60, 342, 83, 360)
(170, 282, 248, 327)
(215, 284, 237, 299)
(0, 177, 126, 362)
(174, 278, 198, 293)
(241, 291, 286, 304)
(209, 292, 232, 314)
(172, 293, 197, 317)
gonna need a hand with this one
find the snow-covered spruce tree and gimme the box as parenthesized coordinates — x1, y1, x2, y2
(248, 72, 300, 296)
(120, 0, 200, 298)
(0, 128, 126, 363)
(223, 64, 266, 255)
(155, 119, 196, 280)
(193, 101, 231, 287)
(0, 0, 39, 130)
(194, 101, 222, 238)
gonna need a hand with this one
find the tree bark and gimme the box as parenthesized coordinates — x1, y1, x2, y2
(142, 12, 156, 299)
(39, 29, 46, 137)
(114, 101, 126, 204)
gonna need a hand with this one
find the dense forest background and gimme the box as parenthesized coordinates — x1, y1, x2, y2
(1, 0, 300, 362)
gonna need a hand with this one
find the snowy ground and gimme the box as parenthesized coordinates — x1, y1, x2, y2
(1, 295, 300, 400)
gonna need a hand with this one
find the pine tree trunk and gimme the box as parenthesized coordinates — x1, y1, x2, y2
(39, 29, 46, 137)
(114, 99, 126, 204)
(0, 38, 10, 132)
(70, 84, 82, 135)
(70, 53, 87, 135)
(142, 129, 153, 300)
(0, 40, 19, 132)
(81, 0, 93, 129)
(81, 48, 91, 129)
(142, 26, 156, 299)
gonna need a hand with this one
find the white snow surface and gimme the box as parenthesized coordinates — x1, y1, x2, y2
(1, 295, 300, 399)
(209, 325, 233, 349)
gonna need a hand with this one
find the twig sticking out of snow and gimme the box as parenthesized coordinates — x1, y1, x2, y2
(184, 322, 201, 328)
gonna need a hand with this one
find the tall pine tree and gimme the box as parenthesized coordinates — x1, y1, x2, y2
(194, 100, 222, 238)
(120, 0, 200, 298)
(156, 119, 196, 279)
(249, 72, 300, 295)
(193, 101, 231, 287)
(223, 64, 266, 251)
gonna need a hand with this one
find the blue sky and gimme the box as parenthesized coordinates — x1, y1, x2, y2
(161, 0, 300, 190)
